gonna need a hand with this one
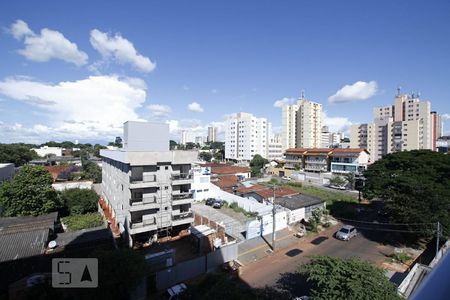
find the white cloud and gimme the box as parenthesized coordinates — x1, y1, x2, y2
(9, 19, 88, 66)
(442, 113, 450, 120)
(90, 29, 155, 73)
(211, 89, 218, 94)
(165, 118, 226, 142)
(323, 112, 353, 134)
(188, 101, 204, 112)
(273, 97, 295, 108)
(0, 75, 146, 142)
(148, 104, 171, 117)
(328, 81, 377, 103)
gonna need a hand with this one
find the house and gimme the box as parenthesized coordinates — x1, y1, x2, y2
(284, 148, 371, 174)
(32, 146, 62, 157)
(235, 184, 298, 203)
(0, 163, 15, 183)
(100, 121, 198, 247)
(274, 194, 326, 224)
(329, 148, 370, 174)
(190, 166, 212, 201)
(203, 163, 251, 179)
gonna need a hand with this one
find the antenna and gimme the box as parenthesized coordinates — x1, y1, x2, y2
(397, 86, 401, 96)
(300, 90, 305, 99)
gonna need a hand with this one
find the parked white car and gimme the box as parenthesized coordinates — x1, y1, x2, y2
(335, 225, 358, 241)
(166, 283, 187, 299)
(282, 176, 291, 181)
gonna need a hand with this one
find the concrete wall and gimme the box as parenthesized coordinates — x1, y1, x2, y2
(0, 163, 15, 183)
(52, 181, 93, 191)
(124, 121, 169, 151)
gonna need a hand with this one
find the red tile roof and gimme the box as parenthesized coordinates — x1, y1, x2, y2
(45, 165, 71, 182)
(205, 164, 250, 175)
(211, 175, 239, 192)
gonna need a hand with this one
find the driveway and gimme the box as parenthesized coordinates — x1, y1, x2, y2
(239, 224, 394, 289)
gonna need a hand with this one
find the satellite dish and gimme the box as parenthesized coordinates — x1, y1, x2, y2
(48, 240, 57, 249)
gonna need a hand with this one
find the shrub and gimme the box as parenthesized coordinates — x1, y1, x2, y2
(62, 213, 104, 231)
(60, 188, 99, 216)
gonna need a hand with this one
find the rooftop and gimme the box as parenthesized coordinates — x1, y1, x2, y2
(285, 148, 369, 157)
(236, 184, 298, 199)
(274, 194, 325, 210)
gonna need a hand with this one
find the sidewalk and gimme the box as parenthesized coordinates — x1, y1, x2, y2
(237, 224, 341, 266)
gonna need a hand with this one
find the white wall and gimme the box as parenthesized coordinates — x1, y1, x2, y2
(32, 146, 62, 157)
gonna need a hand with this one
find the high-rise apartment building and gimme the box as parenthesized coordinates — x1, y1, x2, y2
(281, 97, 322, 150)
(350, 93, 442, 162)
(225, 112, 269, 160)
(207, 126, 217, 143)
(101, 121, 197, 247)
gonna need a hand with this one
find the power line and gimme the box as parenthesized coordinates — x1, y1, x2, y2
(336, 217, 437, 227)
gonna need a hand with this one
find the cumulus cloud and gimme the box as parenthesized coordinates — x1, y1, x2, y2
(323, 112, 353, 134)
(442, 113, 450, 120)
(9, 19, 88, 66)
(328, 81, 377, 103)
(188, 101, 204, 112)
(148, 104, 171, 117)
(0, 75, 146, 141)
(273, 97, 294, 108)
(90, 29, 155, 73)
(165, 118, 226, 142)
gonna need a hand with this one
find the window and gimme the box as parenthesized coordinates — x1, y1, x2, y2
(165, 166, 169, 170)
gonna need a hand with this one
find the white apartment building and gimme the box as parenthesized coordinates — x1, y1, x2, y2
(180, 130, 195, 145)
(101, 121, 198, 247)
(190, 166, 212, 201)
(207, 126, 217, 143)
(282, 97, 322, 150)
(225, 112, 269, 161)
(350, 93, 442, 162)
(268, 133, 283, 160)
(320, 126, 343, 148)
(32, 146, 63, 157)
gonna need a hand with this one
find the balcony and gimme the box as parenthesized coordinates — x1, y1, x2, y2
(130, 196, 159, 211)
(172, 211, 194, 226)
(129, 215, 157, 234)
(171, 173, 193, 185)
(172, 192, 193, 205)
(130, 174, 158, 188)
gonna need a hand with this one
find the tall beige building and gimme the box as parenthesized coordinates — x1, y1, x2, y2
(207, 126, 217, 143)
(281, 97, 322, 150)
(350, 93, 442, 162)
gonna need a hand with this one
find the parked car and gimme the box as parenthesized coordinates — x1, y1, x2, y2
(165, 283, 187, 300)
(282, 176, 291, 181)
(212, 199, 224, 209)
(329, 184, 346, 190)
(205, 198, 215, 206)
(335, 225, 358, 241)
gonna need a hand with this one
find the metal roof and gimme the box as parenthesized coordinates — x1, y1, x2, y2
(274, 194, 325, 210)
(0, 228, 49, 262)
(0, 212, 57, 235)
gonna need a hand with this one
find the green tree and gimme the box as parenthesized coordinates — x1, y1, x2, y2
(199, 152, 213, 162)
(185, 142, 197, 150)
(250, 154, 268, 177)
(0, 143, 39, 166)
(363, 150, 450, 237)
(170, 140, 178, 150)
(209, 141, 225, 150)
(213, 150, 224, 161)
(330, 175, 346, 187)
(299, 256, 401, 300)
(81, 160, 102, 183)
(0, 165, 61, 216)
(344, 172, 356, 189)
(60, 188, 99, 215)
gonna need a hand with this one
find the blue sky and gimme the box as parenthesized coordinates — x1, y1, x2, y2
(0, 0, 449, 144)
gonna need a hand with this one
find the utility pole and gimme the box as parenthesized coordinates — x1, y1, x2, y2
(436, 221, 440, 257)
(271, 185, 276, 251)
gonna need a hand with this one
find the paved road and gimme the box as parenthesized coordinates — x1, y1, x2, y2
(239, 224, 394, 289)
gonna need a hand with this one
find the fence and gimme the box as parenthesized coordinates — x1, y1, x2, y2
(154, 242, 239, 290)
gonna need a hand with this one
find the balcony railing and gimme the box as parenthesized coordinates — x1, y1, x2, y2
(130, 195, 157, 206)
(171, 173, 193, 180)
(130, 174, 157, 183)
(172, 211, 193, 221)
(172, 192, 193, 200)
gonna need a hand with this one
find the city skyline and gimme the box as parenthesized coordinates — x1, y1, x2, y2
(1, 0, 450, 144)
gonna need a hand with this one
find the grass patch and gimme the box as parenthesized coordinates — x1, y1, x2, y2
(285, 184, 357, 205)
(391, 252, 413, 264)
(62, 212, 104, 231)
